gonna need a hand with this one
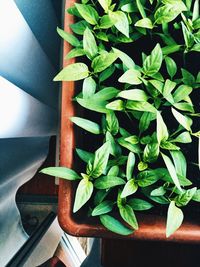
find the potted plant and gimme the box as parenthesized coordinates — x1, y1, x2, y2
(41, 0, 200, 241)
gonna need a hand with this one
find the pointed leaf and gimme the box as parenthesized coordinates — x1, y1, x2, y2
(54, 63, 89, 81)
(161, 152, 182, 192)
(118, 89, 148, 101)
(100, 214, 133, 235)
(135, 18, 153, 29)
(75, 3, 99, 25)
(94, 176, 125, 189)
(90, 141, 111, 178)
(118, 69, 142, 85)
(57, 27, 80, 47)
(126, 152, 136, 180)
(92, 52, 118, 73)
(171, 108, 192, 131)
(166, 201, 184, 237)
(119, 204, 138, 229)
(82, 77, 96, 99)
(73, 179, 93, 212)
(92, 200, 114, 216)
(70, 117, 101, 134)
(83, 27, 98, 59)
(40, 167, 81, 180)
(143, 44, 163, 75)
(121, 179, 138, 198)
(156, 111, 169, 144)
(109, 11, 129, 37)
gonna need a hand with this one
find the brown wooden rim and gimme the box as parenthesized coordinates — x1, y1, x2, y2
(58, 0, 200, 243)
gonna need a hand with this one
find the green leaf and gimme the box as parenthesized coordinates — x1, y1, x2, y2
(95, 32, 109, 42)
(106, 100, 124, 111)
(121, 179, 138, 198)
(156, 111, 169, 144)
(155, 2, 187, 24)
(70, 20, 90, 35)
(157, 33, 177, 46)
(173, 103, 194, 113)
(171, 131, 192, 143)
(192, 0, 199, 21)
(118, 89, 148, 101)
(83, 27, 98, 59)
(92, 87, 119, 101)
(142, 187, 169, 204)
(135, 18, 153, 29)
(175, 187, 197, 207)
(109, 11, 129, 37)
(73, 178, 94, 212)
(77, 98, 108, 113)
(160, 141, 180, 150)
(137, 170, 161, 187)
(191, 43, 200, 52)
(166, 201, 184, 238)
(181, 68, 195, 86)
(112, 47, 135, 69)
(94, 189, 109, 205)
(173, 85, 192, 103)
(161, 152, 182, 192)
(171, 108, 192, 131)
(139, 112, 155, 133)
(94, 176, 125, 189)
(90, 141, 111, 178)
(107, 165, 119, 176)
(138, 161, 148, 171)
(106, 131, 120, 157)
(100, 214, 133, 235)
(65, 48, 85, 59)
(92, 52, 118, 73)
(143, 44, 163, 75)
(193, 17, 200, 29)
(126, 152, 135, 180)
(151, 186, 166, 197)
(163, 79, 176, 99)
(106, 112, 119, 135)
(162, 45, 182, 55)
(99, 15, 114, 29)
(70, 117, 101, 134)
(118, 137, 141, 153)
(181, 22, 194, 49)
(98, 0, 111, 12)
(192, 189, 200, 202)
(40, 167, 81, 180)
(143, 142, 159, 163)
(119, 205, 138, 229)
(75, 3, 99, 25)
(118, 69, 142, 85)
(128, 198, 153, 210)
(125, 135, 139, 145)
(57, 27, 80, 47)
(99, 65, 116, 82)
(126, 101, 156, 113)
(82, 77, 96, 99)
(136, 0, 146, 18)
(76, 148, 94, 163)
(170, 150, 187, 178)
(121, 3, 137, 13)
(92, 200, 114, 216)
(54, 63, 89, 81)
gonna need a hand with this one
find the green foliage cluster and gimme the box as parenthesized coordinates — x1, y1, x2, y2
(41, 0, 200, 237)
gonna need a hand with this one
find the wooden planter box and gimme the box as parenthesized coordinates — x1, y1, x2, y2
(58, 0, 200, 243)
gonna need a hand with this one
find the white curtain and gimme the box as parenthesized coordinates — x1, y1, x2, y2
(0, 0, 61, 265)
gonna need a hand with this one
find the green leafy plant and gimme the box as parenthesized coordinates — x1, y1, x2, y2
(41, 0, 200, 237)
